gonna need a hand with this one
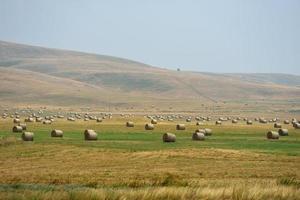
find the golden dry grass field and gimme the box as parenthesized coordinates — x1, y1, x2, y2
(0, 115, 300, 200)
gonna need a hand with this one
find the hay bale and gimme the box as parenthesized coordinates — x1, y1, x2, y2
(293, 123, 300, 129)
(232, 119, 238, 124)
(45, 116, 51, 120)
(278, 128, 288, 136)
(126, 121, 134, 127)
(18, 123, 27, 130)
(43, 120, 52, 124)
(215, 120, 222, 125)
(67, 117, 75, 121)
(204, 128, 212, 136)
(89, 116, 97, 120)
(195, 128, 212, 136)
(13, 118, 20, 124)
(274, 123, 282, 128)
(145, 123, 154, 130)
(162, 132, 176, 142)
(283, 120, 290, 124)
(96, 118, 102, 122)
(196, 121, 204, 126)
(36, 117, 43, 122)
(267, 131, 279, 139)
(186, 118, 191, 122)
(176, 124, 186, 130)
(246, 120, 253, 125)
(12, 125, 23, 133)
(151, 119, 158, 124)
(259, 118, 268, 124)
(25, 117, 34, 122)
(84, 129, 98, 140)
(51, 129, 63, 137)
(192, 132, 205, 141)
(22, 132, 34, 141)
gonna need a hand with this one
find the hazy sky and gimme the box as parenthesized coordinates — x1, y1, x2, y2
(1, 0, 300, 74)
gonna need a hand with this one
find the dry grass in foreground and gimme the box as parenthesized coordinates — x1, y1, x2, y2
(1, 183, 300, 200)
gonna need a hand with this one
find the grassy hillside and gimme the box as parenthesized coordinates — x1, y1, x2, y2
(0, 40, 300, 114)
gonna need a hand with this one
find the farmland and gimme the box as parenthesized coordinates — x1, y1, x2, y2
(0, 116, 300, 199)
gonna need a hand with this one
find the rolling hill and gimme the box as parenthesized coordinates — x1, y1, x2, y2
(0, 40, 299, 114)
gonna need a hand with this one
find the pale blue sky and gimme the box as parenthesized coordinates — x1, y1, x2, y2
(0, 0, 299, 74)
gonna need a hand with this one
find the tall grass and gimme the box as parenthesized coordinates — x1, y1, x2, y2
(1, 184, 300, 200)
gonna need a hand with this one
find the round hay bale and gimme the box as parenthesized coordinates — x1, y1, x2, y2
(274, 123, 282, 128)
(22, 132, 34, 141)
(36, 117, 43, 122)
(192, 132, 205, 141)
(13, 118, 20, 124)
(232, 119, 238, 124)
(186, 118, 191, 122)
(215, 120, 222, 125)
(43, 120, 52, 124)
(204, 128, 212, 136)
(96, 118, 102, 122)
(196, 121, 204, 126)
(259, 118, 268, 124)
(176, 124, 186, 130)
(67, 117, 75, 121)
(283, 120, 290, 124)
(25, 117, 34, 122)
(278, 128, 288, 136)
(151, 119, 158, 124)
(267, 131, 279, 140)
(293, 123, 300, 129)
(126, 121, 134, 127)
(51, 129, 63, 137)
(12, 125, 23, 133)
(145, 123, 154, 130)
(18, 123, 27, 130)
(162, 132, 176, 142)
(246, 120, 253, 125)
(84, 129, 98, 140)
(89, 116, 96, 120)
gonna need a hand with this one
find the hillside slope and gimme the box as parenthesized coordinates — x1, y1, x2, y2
(0, 40, 299, 111)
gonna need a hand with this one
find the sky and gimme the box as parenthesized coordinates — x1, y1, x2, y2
(0, 0, 300, 74)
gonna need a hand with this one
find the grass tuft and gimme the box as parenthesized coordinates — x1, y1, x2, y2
(278, 176, 300, 188)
